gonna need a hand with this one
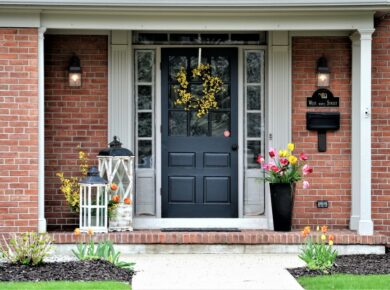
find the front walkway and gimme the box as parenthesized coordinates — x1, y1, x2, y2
(129, 253, 304, 290)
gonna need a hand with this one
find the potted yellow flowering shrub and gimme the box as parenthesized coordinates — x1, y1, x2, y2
(257, 143, 313, 231)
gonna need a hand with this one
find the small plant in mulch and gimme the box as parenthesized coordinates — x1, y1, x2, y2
(73, 227, 135, 271)
(0, 232, 53, 266)
(289, 227, 390, 278)
(298, 225, 337, 273)
(0, 230, 135, 283)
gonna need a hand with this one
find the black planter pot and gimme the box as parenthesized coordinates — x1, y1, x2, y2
(269, 183, 295, 232)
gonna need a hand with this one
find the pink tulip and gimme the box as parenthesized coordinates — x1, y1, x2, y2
(280, 158, 289, 167)
(299, 152, 308, 161)
(269, 147, 277, 158)
(256, 155, 265, 164)
(262, 163, 270, 170)
(270, 165, 279, 173)
(303, 181, 310, 189)
(303, 164, 313, 175)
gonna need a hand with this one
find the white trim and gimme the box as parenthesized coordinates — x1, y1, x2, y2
(155, 47, 162, 218)
(238, 47, 244, 218)
(1, 0, 389, 9)
(38, 11, 374, 31)
(290, 30, 351, 37)
(0, 11, 40, 27)
(133, 217, 269, 230)
(38, 27, 47, 233)
(46, 29, 110, 35)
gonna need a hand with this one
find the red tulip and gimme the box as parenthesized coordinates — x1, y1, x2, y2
(299, 153, 308, 161)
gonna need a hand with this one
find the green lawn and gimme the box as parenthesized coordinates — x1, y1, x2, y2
(0, 281, 131, 290)
(298, 274, 390, 290)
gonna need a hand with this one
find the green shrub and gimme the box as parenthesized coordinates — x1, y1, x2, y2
(72, 239, 135, 270)
(0, 232, 53, 266)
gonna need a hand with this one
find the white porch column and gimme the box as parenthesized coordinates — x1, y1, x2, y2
(350, 29, 375, 235)
(267, 31, 291, 229)
(109, 31, 132, 149)
(38, 27, 47, 233)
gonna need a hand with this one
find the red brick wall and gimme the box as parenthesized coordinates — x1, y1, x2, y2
(44, 35, 108, 231)
(0, 28, 39, 232)
(372, 15, 390, 238)
(291, 37, 352, 229)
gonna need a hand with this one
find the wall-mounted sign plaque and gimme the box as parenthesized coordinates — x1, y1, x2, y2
(307, 88, 339, 107)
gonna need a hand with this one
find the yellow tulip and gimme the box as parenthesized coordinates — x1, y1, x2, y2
(279, 150, 289, 157)
(74, 228, 81, 236)
(329, 240, 334, 246)
(287, 143, 295, 152)
(288, 155, 298, 165)
(321, 234, 326, 241)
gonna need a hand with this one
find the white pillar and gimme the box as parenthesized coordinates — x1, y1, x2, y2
(38, 27, 47, 233)
(267, 31, 291, 229)
(108, 31, 132, 149)
(350, 29, 375, 235)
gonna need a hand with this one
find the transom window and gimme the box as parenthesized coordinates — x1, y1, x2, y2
(133, 32, 267, 45)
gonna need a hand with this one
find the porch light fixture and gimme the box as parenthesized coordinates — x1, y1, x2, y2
(68, 54, 82, 87)
(316, 56, 330, 87)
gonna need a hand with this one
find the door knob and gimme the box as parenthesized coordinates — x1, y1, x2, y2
(231, 144, 238, 151)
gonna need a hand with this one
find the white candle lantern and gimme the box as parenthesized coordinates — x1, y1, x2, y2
(79, 166, 108, 233)
(98, 136, 135, 231)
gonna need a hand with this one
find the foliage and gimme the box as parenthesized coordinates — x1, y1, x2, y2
(56, 150, 89, 213)
(0, 232, 53, 266)
(72, 232, 134, 271)
(257, 143, 313, 187)
(175, 63, 224, 118)
(297, 274, 390, 290)
(298, 226, 337, 272)
(0, 281, 132, 290)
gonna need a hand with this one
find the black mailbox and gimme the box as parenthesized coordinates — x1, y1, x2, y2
(306, 112, 340, 152)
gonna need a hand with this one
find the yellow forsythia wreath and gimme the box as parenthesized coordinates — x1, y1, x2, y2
(175, 63, 224, 118)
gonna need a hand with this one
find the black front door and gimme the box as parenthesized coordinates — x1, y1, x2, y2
(161, 48, 238, 218)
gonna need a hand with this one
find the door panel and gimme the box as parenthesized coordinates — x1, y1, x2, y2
(162, 48, 238, 218)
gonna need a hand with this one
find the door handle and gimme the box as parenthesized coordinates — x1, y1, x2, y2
(231, 144, 238, 151)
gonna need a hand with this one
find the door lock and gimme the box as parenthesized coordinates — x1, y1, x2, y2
(231, 144, 238, 151)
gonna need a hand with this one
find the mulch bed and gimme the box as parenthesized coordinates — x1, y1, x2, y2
(0, 259, 134, 283)
(289, 253, 390, 278)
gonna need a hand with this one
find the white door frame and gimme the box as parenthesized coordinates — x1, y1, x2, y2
(133, 44, 269, 229)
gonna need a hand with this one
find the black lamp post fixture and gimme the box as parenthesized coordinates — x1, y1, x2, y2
(68, 54, 82, 87)
(316, 56, 330, 87)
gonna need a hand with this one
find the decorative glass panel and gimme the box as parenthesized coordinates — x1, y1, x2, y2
(169, 85, 182, 109)
(138, 85, 152, 110)
(169, 111, 187, 136)
(246, 52, 262, 83)
(247, 113, 261, 138)
(211, 56, 230, 82)
(169, 56, 188, 82)
(212, 112, 230, 136)
(137, 51, 154, 82)
(138, 140, 152, 168)
(247, 141, 261, 169)
(190, 84, 203, 97)
(247, 85, 261, 110)
(170, 33, 199, 43)
(138, 113, 152, 137)
(190, 112, 208, 136)
(216, 85, 231, 109)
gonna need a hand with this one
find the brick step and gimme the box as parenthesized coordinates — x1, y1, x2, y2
(50, 230, 388, 245)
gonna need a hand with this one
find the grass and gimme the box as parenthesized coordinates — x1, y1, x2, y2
(0, 281, 131, 290)
(298, 274, 390, 290)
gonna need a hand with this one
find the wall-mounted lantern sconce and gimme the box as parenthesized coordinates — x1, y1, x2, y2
(316, 56, 330, 87)
(68, 54, 82, 87)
